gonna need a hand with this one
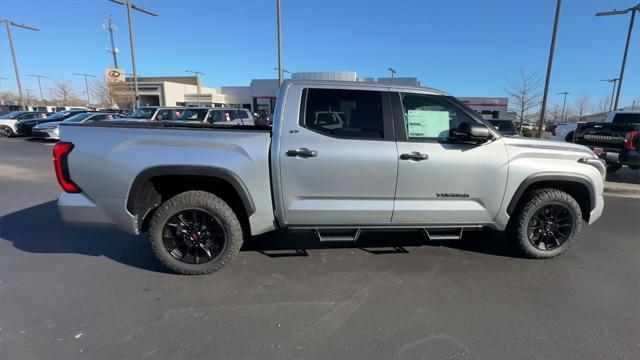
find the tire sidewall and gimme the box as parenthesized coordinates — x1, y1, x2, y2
(149, 192, 243, 274)
(516, 192, 582, 258)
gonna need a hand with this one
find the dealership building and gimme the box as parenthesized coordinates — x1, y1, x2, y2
(123, 71, 509, 119)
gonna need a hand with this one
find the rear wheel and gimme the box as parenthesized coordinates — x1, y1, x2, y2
(509, 188, 582, 259)
(629, 165, 639, 170)
(0, 125, 14, 138)
(564, 131, 574, 142)
(148, 191, 244, 275)
(607, 164, 622, 173)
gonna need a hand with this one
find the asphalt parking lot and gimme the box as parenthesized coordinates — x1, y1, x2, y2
(1, 138, 639, 360)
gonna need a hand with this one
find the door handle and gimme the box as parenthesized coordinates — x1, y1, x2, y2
(286, 148, 318, 158)
(400, 152, 428, 161)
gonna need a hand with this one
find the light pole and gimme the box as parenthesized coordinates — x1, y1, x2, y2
(388, 68, 397, 84)
(538, 0, 562, 138)
(45, 87, 54, 101)
(185, 70, 206, 106)
(600, 78, 619, 113)
(276, 0, 283, 86)
(273, 67, 290, 74)
(596, 3, 640, 110)
(558, 91, 569, 122)
(26, 74, 49, 102)
(109, 0, 158, 110)
(74, 73, 97, 105)
(104, 16, 119, 68)
(0, 19, 39, 110)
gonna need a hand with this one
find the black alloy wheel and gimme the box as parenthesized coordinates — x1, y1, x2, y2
(162, 209, 227, 265)
(526, 203, 574, 251)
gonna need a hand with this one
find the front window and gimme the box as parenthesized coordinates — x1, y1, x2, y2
(401, 93, 475, 141)
(130, 107, 155, 119)
(303, 88, 384, 139)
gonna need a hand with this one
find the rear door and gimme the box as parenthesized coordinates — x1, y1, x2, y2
(278, 87, 398, 225)
(391, 92, 508, 224)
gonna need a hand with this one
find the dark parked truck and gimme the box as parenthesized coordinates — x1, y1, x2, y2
(55, 80, 606, 275)
(574, 111, 640, 173)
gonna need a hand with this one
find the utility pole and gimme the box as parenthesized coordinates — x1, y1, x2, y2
(273, 67, 290, 74)
(109, 0, 158, 110)
(596, 3, 640, 110)
(558, 91, 569, 122)
(538, 0, 562, 137)
(0, 19, 39, 110)
(45, 87, 54, 101)
(25, 88, 32, 106)
(276, 0, 283, 86)
(104, 16, 119, 68)
(600, 78, 619, 113)
(74, 73, 97, 105)
(26, 74, 49, 101)
(388, 68, 397, 84)
(185, 70, 206, 106)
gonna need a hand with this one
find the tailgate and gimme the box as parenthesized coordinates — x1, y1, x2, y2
(574, 123, 627, 150)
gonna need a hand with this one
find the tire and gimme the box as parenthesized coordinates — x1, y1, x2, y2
(628, 165, 639, 170)
(607, 164, 622, 173)
(148, 190, 244, 275)
(0, 125, 14, 138)
(564, 131, 574, 143)
(509, 188, 582, 259)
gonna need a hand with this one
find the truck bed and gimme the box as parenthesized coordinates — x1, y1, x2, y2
(58, 122, 276, 235)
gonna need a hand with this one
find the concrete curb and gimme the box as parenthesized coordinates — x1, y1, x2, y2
(604, 182, 640, 198)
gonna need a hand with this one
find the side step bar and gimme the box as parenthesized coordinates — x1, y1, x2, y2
(422, 225, 483, 241)
(314, 228, 362, 242)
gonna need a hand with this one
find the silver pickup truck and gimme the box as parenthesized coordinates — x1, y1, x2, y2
(55, 80, 606, 275)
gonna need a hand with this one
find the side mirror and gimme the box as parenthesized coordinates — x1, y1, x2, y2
(453, 122, 493, 144)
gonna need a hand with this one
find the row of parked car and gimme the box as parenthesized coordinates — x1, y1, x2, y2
(0, 106, 274, 141)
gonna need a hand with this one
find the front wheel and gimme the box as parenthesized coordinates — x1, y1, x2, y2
(148, 191, 244, 275)
(509, 188, 582, 259)
(0, 125, 14, 138)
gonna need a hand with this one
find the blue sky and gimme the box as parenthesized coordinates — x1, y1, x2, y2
(1, 0, 639, 109)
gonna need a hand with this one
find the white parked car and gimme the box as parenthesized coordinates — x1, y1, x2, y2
(32, 112, 120, 140)
(0, 111, 49, 137)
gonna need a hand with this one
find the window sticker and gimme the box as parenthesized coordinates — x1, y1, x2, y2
(407, 110, 450, 138)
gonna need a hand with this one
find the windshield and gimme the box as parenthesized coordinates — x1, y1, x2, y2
(177, 109, 209, 121)
(130, 108, 155, 119)
(45, 111, 73, 120)
(64, 113, 94, 123)
(489, 120, 516, 132)
(0, 111, 23, 119)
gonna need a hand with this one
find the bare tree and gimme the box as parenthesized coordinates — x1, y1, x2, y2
(91, 80, 114, 108)
(593, 96, 611, 121)
(548, 102, 561, 124)
(573, 94, 590, 118)
(108, 81, 134, 109)
(55, 80, 75, 105)
(505, 70, 542, 133)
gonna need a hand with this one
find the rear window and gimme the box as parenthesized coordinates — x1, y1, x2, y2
(612, 113, 640, 125)
(303, 88, 384, 139)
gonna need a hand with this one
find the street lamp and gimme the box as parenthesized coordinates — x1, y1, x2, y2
(538, 0, 563, 138)
(108, 0, 158, 110)
(388, 67, 397, 83)
(185, 70, 206, 106)
(0, 18, 39, 110)
(596, 2, 640, 110)
(600, 78, 619, 113)
(26, 74, 50, 102)
(558, 91, 569, 122)
(74, 73, 97, 105)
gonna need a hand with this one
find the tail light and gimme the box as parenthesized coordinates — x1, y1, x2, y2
(624, 131, 639, 151)
(53, 142, 81, 193)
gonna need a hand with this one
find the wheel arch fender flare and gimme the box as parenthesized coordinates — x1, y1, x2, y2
(506, 173, 596, 216)
(126, 165, 256, 218)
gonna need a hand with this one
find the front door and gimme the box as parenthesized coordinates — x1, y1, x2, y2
(279, 87, 398, 225)
(391, 92, 509, 224)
